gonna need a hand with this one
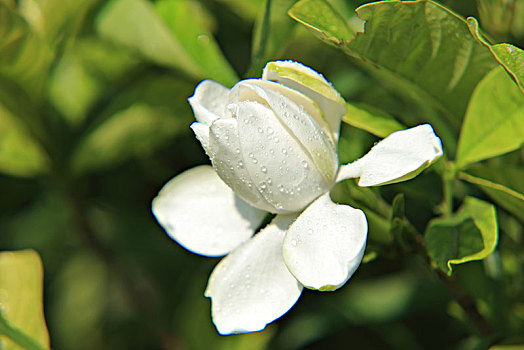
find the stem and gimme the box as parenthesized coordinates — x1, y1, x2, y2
(436, 270, 493, 337)
(0, 312, 48, 350)
(440, 160, 456, 218)
(245, 0, 272, 77)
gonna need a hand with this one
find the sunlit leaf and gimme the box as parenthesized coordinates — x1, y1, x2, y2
(0, 103, 49, 177)
(0, 250, 50, 349)
(155, 0, 238, 85)
(96, 0, 202, 79)
(289, 0, 498, 123)
(459, 164, 524, 223)
(467, 17, 524, 92)
(456, 67, 524, 169)
(343, 103, 404, 138)
(425, 197, 498, 275)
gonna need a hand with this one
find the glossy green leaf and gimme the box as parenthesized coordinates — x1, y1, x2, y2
(289, 0, 498, 122)
(456, 67, 524, 169)
(155, 0, 238, 85)
(343, 103, 404, 138)
(425, 197, 498, 275)
(0, 103, 49, 177)
(467, 17, 524, 93)
(491, 43, 524, 92)
(0, 250, 50, 349)
(459, 164, 524, 223)
(0, 3, 51, 95)
(96, 0, 202, 79)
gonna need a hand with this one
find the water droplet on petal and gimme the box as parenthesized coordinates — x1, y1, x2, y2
(291, 239, 297, 246)
(261, 166, 267, 173)
(267, 127, 274, 134)
(302, 160, 309, 169)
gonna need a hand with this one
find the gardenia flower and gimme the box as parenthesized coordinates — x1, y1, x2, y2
(152, 60, 443, 335)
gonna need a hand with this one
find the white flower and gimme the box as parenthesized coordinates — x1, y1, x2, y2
(152, 60, 443, 335)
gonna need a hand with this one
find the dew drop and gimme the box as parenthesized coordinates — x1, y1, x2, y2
(248, 152, 254, 158)
(302, 160, 309, 169)
(252, 158, 258, 164)
(257, 127, 263, 133)
(281, 148, 287, 155)
(261, 166, 267, 173)
(291, 239, 297, 247)
(307, 229, 313, 235)
(274, 137, 279, 143)
(267, 127, 274, 134)
(278, 185, 285, 193)
(235, 148, 240, 154)
(237, 160, 244, 168)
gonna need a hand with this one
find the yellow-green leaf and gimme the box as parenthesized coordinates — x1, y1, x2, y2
(0, 250, 50, 349)
(343, 103, 404, 138)
(456, 67, 524, 169)
(425, 197, 498, 275)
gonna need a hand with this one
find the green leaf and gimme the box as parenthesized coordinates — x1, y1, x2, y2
(456, 67, 524, 169)
(0, 3, 51, 95)
(155, 0, 238, 85)
(0, 250, 50, 350)
(0, 103, 49, 177)
(289, 0, 498, 123)
(96, 0, 202, 79)
(343, 103, 404, 138)
(491, 43, 524, 92)
(459, 164, 524, 223)
(467, 17, 524, 93)
(289, 0, 354, 44)
(96, 0, 237, 85)
(425, 197, 498, 275)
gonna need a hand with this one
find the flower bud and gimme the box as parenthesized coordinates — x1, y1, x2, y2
(189, 61, 346, 214)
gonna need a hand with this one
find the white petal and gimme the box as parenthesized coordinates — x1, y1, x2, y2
(190, 122, 210, 155)
(205, 215, 303, 335)
(230, 101, 329, 213)
(233, 80, 339, 183)
(208, 117, 275, 212)
(282, 193, 367, 291)
(188, 80, 230, 125)
(262, 61, 346, 143)
(231, 78, 336, 147)
(152, 165, 266, 257)
(336, 124, 443, 185)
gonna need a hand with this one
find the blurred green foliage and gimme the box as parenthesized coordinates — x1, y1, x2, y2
(0, 0, 523, 349)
